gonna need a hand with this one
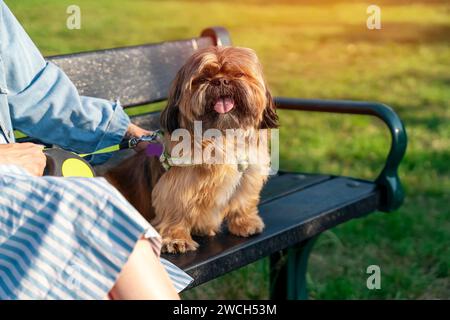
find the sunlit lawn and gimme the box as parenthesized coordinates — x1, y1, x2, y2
(8, 0, 450, 299)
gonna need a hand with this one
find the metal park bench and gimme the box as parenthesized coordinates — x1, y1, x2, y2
(41, 27, 407, 299)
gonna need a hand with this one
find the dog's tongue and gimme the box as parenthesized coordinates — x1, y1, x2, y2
(214, 97, 234, 114)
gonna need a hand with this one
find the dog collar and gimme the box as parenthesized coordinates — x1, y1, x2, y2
(159, 150, 173, 171)
(157, 149, 250, 172)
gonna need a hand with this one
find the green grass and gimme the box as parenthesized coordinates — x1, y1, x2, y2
(7, 0, 449, 299)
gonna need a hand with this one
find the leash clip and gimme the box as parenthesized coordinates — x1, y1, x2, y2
(128, 130, 163, 149)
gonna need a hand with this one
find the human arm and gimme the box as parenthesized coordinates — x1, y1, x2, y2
(0, 1, 147, 164)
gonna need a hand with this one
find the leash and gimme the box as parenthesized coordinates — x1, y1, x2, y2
(78, 130, 164, 158)
(44, 130, 165, 177)
(44, 129, 252, 177)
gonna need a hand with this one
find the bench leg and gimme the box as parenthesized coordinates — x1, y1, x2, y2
(269, 236, 319, 300)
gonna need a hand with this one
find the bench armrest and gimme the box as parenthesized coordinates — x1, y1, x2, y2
(274, 97, 407, 212)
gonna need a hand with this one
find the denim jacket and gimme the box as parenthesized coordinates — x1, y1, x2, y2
(0, 1, 130, 164)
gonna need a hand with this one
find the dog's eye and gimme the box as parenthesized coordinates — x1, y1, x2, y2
(192, 77, 207, 86)
(234, 72, 245, 78)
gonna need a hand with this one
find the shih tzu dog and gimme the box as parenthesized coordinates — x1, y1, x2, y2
(106, 46, 278, 253)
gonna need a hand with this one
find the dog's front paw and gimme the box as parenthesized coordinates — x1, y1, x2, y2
(228, 213, 265, 237)
(162, 237, 199, 254)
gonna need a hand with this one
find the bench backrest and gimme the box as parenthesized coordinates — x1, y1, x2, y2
(47, 27, 231, 108)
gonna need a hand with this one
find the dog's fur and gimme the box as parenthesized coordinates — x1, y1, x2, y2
(106, 46, 278, 253)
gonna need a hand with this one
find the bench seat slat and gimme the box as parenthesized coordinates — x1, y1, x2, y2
(162, 175, 379, 288)
(260, 173, 329, 205)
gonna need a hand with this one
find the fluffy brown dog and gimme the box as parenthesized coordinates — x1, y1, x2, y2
(107, 46, 278, 253)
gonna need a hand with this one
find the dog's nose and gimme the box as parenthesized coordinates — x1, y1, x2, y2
(210, 77, 230, 87)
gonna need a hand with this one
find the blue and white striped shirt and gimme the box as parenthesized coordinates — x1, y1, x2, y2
(0, 165, 192, 299)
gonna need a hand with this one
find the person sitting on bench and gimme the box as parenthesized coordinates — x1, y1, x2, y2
(0, 0, 192, 300)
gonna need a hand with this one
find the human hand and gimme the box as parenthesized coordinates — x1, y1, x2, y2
(0, 143, 46, 176)
(125, 123, 153, 152)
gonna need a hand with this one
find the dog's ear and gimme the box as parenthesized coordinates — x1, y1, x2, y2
(160, 66, 186, 133)
(260, 88, 279, 129)
(160, 103, 180, 134)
